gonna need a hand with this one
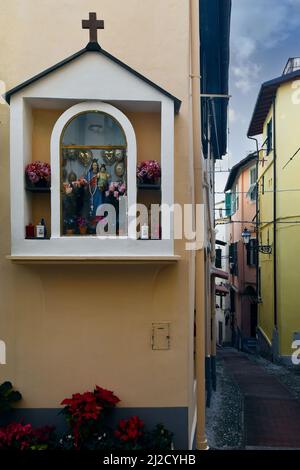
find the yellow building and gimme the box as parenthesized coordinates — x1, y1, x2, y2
(0, 1, 230, 449)
(248, 58, 300, 363)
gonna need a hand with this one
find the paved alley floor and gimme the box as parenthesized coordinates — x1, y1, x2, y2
(216, 349, 300, 449)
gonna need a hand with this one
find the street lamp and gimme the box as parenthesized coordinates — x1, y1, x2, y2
(241, 227, 272, 254)
(241, 228, 251, 245)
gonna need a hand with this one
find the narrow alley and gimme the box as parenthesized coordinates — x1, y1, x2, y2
(207, 349, 300, 449)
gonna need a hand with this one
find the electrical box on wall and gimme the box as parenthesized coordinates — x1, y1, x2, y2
(152, 323, 170, 350)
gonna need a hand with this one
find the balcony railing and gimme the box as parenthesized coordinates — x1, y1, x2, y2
(282, 57, 300, 75)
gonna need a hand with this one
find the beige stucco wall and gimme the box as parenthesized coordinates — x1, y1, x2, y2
(0, 0, 197, 439)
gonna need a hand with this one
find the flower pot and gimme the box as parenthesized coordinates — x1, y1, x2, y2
(26, 175, 50, 188)
(79, 226, 87, 235)
(66, 229, 75, 236)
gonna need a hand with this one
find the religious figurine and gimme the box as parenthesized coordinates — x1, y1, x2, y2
(98, 164, 110, 192)
(103, 149, 116, 165)
(78, 149, 92, 167)
(86, 159, 103, 216)
(114, 161, 125, 178)
(114, 149, 124, 162)
(68, 171, 77, 184)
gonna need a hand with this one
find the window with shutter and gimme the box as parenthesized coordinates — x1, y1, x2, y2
(215, 248, 222, 268)
(267, 119, 273, 155)
(247, 166, 257, 202)
(225, 193, 232, 217)
(247, 239, 257, 266)
(229, 242, 238, 275)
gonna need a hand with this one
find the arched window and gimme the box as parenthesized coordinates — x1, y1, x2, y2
(60, 111, 127, 236)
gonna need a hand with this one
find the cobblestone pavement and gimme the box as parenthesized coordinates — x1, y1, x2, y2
(206, 348, 300, 449)
(205, 350, 243, 449)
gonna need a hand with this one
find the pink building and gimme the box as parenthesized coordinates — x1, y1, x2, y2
(224, 153, 258, 349)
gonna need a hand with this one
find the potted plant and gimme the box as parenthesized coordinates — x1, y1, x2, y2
(105, 181, 126, 204)
(25, 161, 51, 188)
(137, 160, 161, 185)
(63, 217, 76, 235)
(77, 216, 88, 235)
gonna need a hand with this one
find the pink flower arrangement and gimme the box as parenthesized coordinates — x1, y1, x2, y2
(105, 181, 126, 200)
(25, 161, 51, 184)
(137, 160, 161, 183)
(63, 182, 73, 194)
(72, 177, 88, 188)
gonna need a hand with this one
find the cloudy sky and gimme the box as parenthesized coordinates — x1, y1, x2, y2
(216, 0, 300, 196)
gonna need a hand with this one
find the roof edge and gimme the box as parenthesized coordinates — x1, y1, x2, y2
(5, 43, 182, 112)
(224, 153, 256, 192)
(248, 68, 300, 137)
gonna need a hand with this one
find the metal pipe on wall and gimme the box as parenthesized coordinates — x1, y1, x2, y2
(273, 99, 278, 330)
(190, 0, 208, 450)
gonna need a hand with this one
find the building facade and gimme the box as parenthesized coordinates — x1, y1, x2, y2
(214, 201, 231, 347)
(224, 154, 258, 350)
(248, 58, 300, 363)
(0, 1, 230, 448)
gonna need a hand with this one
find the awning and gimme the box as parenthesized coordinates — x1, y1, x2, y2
(211, 267, 229, 280)
(216, 285, 229, 296)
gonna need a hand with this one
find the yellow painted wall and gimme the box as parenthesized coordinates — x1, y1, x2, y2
(0, 0, 196, 430)
(257, 108, 275, 344)
(275, 82, 300, 356)
(258, 81, 300, 356)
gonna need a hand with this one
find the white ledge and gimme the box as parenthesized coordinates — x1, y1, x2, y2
(7, 255, 181, 265)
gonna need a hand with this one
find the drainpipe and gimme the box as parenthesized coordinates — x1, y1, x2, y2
(190, 0, 208, 450)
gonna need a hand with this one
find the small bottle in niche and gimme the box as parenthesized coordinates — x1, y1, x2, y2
(141, 223, 149, 240)
(36, 218, 47, 239)
(25, 223, 35, 239)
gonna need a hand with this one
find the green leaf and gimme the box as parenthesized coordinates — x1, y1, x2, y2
(7, 390, 22, 403)
(0, 381, 13, 396)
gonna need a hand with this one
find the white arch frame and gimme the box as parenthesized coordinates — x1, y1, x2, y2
(50, 101, 137, 239)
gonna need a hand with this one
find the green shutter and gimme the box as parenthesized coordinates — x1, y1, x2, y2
(215, 248, 222, 269)
(225, 193, 231, 216)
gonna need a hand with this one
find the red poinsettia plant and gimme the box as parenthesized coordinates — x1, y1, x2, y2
(114, 416, 144, 449)
(25, 161, 51, 185)
(61, 385, 120, 448)
(137, 160, 161, 184)
(0, 422, 55, 450)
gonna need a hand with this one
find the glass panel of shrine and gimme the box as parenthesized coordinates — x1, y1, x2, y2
(61, 111, 127, 236)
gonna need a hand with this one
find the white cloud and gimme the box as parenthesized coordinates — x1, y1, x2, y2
(228, 107, 237, 123)
(232, 63, 261, 93)
(231, 0, 300, 93)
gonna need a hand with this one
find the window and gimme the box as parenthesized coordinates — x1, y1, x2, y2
(247, 166, 257, 202)
(225, 193, 232, 217)
(61, 111, 127, 236)
(247, 238, 257, 266)
(229, 242, 238, 275)
(215, 248, 222, 269)
(231, 184, 239, 215)
(266, 119, 273, 155)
